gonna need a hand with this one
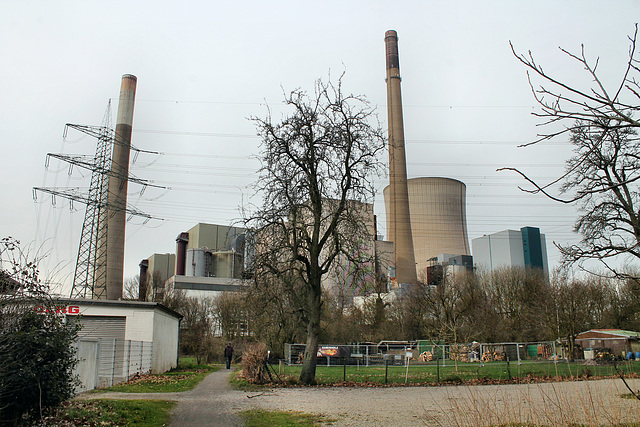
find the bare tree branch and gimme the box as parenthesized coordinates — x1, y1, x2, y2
(504, 26, 640, 278)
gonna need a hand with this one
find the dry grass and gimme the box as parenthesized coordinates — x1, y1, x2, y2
(434, 379, 640, 426)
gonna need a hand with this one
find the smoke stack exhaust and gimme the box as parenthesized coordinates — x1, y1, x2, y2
(385, 30, 418, 284)
(106, 74, 137, 300)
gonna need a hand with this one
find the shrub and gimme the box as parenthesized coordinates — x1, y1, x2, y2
(0, 237, 79, 426)
(241, 343, 271, 384)
(0, 310, 79, 425)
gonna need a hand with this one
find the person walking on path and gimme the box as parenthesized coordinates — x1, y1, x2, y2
(224, 343, 234, 369)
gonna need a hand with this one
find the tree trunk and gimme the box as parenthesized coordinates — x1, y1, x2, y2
(300, 285, 321, 385)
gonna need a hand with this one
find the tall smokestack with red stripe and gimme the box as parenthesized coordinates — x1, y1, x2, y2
(385, 30, 417, 284)
(106, 74, 137, 300)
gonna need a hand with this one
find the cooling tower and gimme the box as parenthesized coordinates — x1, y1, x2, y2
(384, 177, 470, 276)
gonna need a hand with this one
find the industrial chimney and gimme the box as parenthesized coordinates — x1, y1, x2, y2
(175, 232, 189, 276)
(106, 74, 137, 300)
(138, 259, 149, 301)
(385, 30, 418, 284)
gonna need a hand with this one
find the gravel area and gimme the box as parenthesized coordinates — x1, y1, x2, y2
(82, 370, 640, 426)
(245, 378, 640, 426)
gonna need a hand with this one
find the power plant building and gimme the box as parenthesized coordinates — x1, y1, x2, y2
(147, 253, 175, 284)
(472, 227, 548, 274)
(143, 222, 247, 300)
(384, 177, 471, 277)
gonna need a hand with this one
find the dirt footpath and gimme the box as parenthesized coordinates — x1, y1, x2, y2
(79, 369, 247, 426)
(246, 378, 640, 426)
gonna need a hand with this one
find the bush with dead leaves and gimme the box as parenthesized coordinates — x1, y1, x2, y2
(240, 342, 271, 384)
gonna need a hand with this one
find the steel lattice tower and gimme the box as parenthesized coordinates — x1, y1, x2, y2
(34, 106, 161, 299)
(69, 104, 114, 299)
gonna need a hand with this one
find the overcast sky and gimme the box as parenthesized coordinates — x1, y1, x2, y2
(1, 1, 638, 294)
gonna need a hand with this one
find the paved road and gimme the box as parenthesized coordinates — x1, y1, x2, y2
(79, 368, 247, 426)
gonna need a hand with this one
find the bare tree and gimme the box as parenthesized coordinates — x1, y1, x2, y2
(158, 288, 217, 363)
(246, 271, 307, 358)
(509, 25, 639, 144)
(422, 272, 481, 346)
(123, 275, 139, 300)
(551, 270, 613, 358)
(213, 291, 249, 341)
(245, 75, 385, 384)
(482, 267, 553, 342)
(503, 25, 640, 278)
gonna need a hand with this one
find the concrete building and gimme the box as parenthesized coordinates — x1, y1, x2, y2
(471, 226, 548, 274)
(384, 177, 471, 277)
(165, 275, 246, 300)
(184, 223, 245, 254)
(424, 254, 474, 286)
(147, 253, 175, 284)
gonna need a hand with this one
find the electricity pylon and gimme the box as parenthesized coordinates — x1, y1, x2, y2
(34, 103, 162, 299)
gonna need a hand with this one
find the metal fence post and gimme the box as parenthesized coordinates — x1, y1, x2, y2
(385, 357, 389, 384)
(95, 339, 101, 389)
(366, 345, 369, 367)
(111, 339, 117, 387)
(127, 340, 131, 381)
(442, 345, 446, 367)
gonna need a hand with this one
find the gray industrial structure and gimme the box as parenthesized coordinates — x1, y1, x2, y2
(471, 227, 548, 274)
(322, 200, 378, 306)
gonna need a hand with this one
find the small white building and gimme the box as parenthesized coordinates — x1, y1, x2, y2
(51, 299, 182, 391)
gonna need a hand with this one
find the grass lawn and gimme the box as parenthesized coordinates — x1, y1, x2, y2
(240, 409, 336, 426)
(96, 357, 220, 393)
(254, 359, 640, 386)
(44, 399, 176, 426)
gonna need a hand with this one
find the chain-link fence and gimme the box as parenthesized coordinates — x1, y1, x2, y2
(285, 342, 415, 367)
(284, 340, 559, 367)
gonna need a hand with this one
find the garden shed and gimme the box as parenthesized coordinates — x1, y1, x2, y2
(47, 299, 182, 391)
(575, 329, 640, 358)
